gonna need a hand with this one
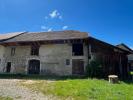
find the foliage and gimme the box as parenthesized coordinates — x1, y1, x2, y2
(86, 59, 104, 78)
(130, 71, 133, 75)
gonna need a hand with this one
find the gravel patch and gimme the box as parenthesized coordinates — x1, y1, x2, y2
(0, 79, 55, 100)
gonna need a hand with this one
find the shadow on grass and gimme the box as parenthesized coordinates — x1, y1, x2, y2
(0, 74, 132, 83)
(0, 73, 88, 81)
(121, 79, 133, 84)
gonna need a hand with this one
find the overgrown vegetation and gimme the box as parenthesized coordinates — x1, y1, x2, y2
(86, 59, 104, 78)
(21, 79, 133, 100)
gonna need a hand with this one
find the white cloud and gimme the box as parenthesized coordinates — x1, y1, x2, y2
(41, 26, 53, 32)
(49, 10, 59, 18)
(41, 10, 66, 31)
(62, 26, 68, 30)
(49, 10, 62, 19)
(41, 26, 47, 30)
(47, 28, 53, 32)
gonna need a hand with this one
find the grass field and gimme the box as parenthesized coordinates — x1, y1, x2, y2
(0, 96, 13, 100)
(21, 78, 133, 100)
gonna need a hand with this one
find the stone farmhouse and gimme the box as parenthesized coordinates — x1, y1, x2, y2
(0, 30, 131, 79)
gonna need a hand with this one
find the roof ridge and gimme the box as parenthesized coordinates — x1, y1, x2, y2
(116, 43, 133, 53)
(27, 30, 87, 34)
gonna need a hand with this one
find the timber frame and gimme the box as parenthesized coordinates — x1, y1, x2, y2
(88, 37, 130, 79)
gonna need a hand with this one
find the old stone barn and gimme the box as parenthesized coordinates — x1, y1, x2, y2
(0, 30, 131, 79)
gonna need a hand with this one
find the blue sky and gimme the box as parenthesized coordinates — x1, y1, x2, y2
(0, 0, 133, 48)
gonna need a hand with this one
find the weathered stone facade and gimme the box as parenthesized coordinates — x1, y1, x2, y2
(0, 43, 88, 76)
(0, 45, 5, 72)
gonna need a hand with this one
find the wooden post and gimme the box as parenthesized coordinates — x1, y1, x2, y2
(119, 55, 122, 78)
(88, 44, 92, 64)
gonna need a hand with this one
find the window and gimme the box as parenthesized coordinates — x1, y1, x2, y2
(72, 43, 83, 56)
(66, 59, 70, 65)
(31, 46, 39, 56)
(11, 47, 16, 56)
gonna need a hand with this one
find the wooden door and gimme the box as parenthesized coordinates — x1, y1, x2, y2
(6, 62, 11, 73)
(28, 60, 40, 74)
(72, 59, 84, 75)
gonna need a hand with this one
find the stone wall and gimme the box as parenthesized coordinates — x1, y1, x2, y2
(39, 44, 72, 75)
(3, 46, 30, 74)
(0, 45, 5, 72)
(1, 43, 88, 76)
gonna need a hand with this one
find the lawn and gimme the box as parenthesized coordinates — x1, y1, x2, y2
(21, 78, 133, 100)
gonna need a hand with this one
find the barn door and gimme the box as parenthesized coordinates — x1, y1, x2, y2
(72, 59, 84, 75)
(28, 60, 40, 74)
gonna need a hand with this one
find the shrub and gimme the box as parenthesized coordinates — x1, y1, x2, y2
(130, 71, 133, 75)
(86, 59, 104, 78)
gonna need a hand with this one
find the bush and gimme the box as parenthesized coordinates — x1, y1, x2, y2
(130, 71, 133, 75)
(86, 59, 104, 78)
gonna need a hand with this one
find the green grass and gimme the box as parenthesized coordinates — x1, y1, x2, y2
(21, 78, 133, 100)
(0, 96, 13, 100)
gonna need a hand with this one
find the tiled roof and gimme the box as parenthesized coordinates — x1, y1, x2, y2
(0, 32, 25, 41)
(2, 30, 89, 43)
(116, 43, 133, 53)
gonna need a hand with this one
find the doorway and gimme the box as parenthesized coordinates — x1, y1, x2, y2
(28, 60, 40, 74)
(6, 62, 11, 73)
(72, 59, 84, 75)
